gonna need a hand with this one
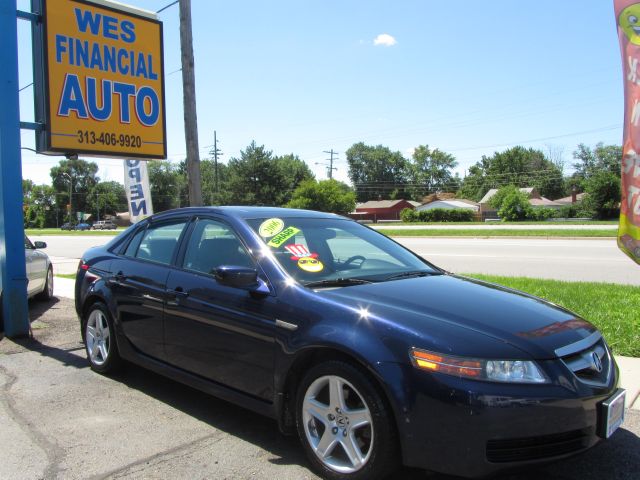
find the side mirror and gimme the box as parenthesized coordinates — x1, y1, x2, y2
(34, 241, 47, 249)
(214, 265, 270, 295)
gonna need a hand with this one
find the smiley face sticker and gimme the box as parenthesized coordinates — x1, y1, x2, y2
(620, 3, 640, 45)
(297, 257, 324, 273)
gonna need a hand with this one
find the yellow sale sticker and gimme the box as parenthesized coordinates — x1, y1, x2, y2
(258, 218, 284, 237)
(267, 226, 300, 248)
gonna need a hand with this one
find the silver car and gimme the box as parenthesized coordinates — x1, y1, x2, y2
(24, 236, 54, 300)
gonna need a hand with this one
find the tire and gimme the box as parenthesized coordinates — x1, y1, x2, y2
(36, 266, 54, 301)
(83, 302, 123, 373)
(296, 361, 398, 480)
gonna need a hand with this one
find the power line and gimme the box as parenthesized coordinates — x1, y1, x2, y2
(156, 1, 178, 14)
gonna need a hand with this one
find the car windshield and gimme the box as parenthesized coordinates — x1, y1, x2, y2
(247, 216, 441, 286)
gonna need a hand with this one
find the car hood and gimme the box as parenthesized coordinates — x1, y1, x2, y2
(315, 274, 597, 359)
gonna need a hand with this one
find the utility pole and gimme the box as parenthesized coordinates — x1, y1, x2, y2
(322, 149, 338, 179)
(210, 130, 223, 196)
(179, 0, 203, 206)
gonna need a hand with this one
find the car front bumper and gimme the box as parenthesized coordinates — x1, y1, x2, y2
(378, 360, 620, 478)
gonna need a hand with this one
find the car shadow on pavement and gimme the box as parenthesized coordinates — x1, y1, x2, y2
(111, 361, 431, 479)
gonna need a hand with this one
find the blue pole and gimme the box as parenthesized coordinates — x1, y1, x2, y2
(0, 0, 30, 337)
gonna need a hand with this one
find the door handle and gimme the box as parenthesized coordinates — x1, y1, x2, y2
(109, 271, 127, 286)
(168, 288, 189, 298)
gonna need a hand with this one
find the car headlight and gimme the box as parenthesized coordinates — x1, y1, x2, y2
(410, 348, 548, 384)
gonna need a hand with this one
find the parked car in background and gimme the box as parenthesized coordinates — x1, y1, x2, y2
(75, 223, 91, 231)
(75, 207, 624, 480)
(25, 236, 54, 300)
(92, 220, 117, 230)
(60, 222, 75, 230)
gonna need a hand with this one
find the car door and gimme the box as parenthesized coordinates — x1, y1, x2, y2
(110, 218, 188, 361)
(163, 217, 276, 401)
(24, 237, 46, 295)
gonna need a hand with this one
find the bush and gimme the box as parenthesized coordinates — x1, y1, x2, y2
(498, 191, 532, 221)
(400, 208, 418, 222)
(489, 185, 519, 210)
(401, 208, 475, 222)
(557, 204, 579, 218)
(528, 207, 558, 221)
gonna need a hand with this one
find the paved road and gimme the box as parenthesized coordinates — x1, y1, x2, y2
(395, 237, 639, 285)
(34, 235, 640, 285)
(1, 298, 639, 480)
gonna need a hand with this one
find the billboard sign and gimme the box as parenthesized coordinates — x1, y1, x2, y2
(615, 0, 640, 264)
(32, 0, 166, 159)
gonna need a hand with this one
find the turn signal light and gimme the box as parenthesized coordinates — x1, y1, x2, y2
(411, 349, 482, 378)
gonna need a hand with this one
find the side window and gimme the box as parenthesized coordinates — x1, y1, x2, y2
(183, 219, 253, 275)
(135, 221, 187, 265)
(123, 228, 145, 257)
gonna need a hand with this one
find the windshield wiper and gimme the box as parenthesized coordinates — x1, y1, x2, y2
(304, 278, 373, 288)
(383, 270, 443, 281)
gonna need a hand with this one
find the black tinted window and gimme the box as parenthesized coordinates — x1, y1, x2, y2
(183, 219, 253, 275)
(135, 221, 187, 265)
(123, 228, 145, 257)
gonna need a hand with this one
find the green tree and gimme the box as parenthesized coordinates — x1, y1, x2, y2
(201, 159, 232, 205)
(274, 153, 315, 204)
(87, 181, 127, 219)
(148, 160, 185, 212)
(346, 142, 407, 202)
(407, 145, 459, 200)
(488, 184, 519, 210)
(226, 142, 286, 205)
(23, 180, 56, 228)
(498, 189, 532, 221)
(572, 143, 622, 180)
(50, 158, 100, 221)
(581, 171, 621, 219)
(287, 179, 356, 215)
(458, 146, 564, 202)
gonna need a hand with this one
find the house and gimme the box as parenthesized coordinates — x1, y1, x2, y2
(352, 199, 416, 222)
(480, 187, 563, 215)
(416, 199, 479, 212)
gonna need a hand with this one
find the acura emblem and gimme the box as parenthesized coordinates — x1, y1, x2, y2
(591, 352, 603, 373)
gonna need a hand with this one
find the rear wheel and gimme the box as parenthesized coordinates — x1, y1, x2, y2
(83, 302, 123, 373)
(36, 266, 54, 301)
(296, 361, 398, 480)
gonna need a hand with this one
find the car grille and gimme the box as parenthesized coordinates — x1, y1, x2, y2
(560, 338, 611, 387)
(486, 429, 590, 463)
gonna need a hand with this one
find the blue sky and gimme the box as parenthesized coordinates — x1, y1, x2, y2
(16, 0, 623, 188)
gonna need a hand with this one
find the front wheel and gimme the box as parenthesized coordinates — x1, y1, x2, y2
(83, 302, 123, 373)
(296, 361, 398, 480)
(36, 266, 54, 301)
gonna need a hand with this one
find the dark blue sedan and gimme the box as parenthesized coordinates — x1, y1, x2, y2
(75, 207, 625, 479)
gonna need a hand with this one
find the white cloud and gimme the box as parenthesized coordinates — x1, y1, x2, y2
(373, 33, 397, 47)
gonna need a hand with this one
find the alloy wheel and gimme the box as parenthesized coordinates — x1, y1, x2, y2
(302, 375, 374, 474)
(86, 309, 111, 366)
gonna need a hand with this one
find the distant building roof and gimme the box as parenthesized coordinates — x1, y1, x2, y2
(356, 199, 412, 209)
(529, 197, 563, 208)
(554, 192, 586, 205)
(407, 200, 421, 207)
(480, 187, 538, 204)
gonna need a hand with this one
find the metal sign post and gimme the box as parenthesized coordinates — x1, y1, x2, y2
(0, 0, 30, 337)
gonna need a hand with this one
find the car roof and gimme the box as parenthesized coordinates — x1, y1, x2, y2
(148, 206, 344, 222)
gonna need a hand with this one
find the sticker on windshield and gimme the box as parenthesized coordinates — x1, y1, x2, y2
(285, 244, 317, 260)
(267, 226, 300, 248)
(259, 218, 284, 238)
(297, 257, 324, 273)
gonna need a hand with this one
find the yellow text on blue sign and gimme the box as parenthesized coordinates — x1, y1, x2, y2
(41, 0, 166, 158)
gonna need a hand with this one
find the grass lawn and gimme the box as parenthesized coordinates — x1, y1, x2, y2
(463, 274, 640, 358)
(381, 220, 618, 226)
(55, 273, 77, 279)
(382, 229, 616, 238)
(26, 228, 120, 236)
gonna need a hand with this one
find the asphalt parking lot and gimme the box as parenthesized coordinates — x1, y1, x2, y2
(1, 297, 639, 480)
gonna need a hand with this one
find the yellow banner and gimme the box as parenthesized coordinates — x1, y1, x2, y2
(615, 0, 640, 264)
(40, 0, 166, 158)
